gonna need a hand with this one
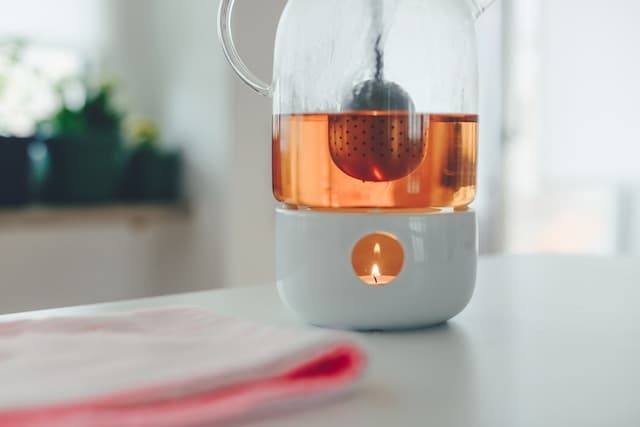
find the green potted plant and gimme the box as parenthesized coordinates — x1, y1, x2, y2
(41, 82, 125, 204)
(120, 118, 183, 203)
(0, 41, 48, 206)
(0, 136, 32, 206)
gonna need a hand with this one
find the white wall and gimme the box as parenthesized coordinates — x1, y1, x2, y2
(539, 0, 640, 255)
(222, 0, 286, 287)
(476, 1, 504, 252)
(503, 0, 640, 255)
(0, 0, 109, 57)
(539, 0, 640, 184)
(103, 0, 234, 294)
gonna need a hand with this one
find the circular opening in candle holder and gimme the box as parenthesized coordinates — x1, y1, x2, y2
(351, 232, 404, 287)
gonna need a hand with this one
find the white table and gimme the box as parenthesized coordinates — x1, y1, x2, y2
(3, 256, 640, 426)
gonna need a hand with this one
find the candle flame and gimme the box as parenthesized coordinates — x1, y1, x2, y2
(371, 263, 381, 284)
(374, 243, 381, 255)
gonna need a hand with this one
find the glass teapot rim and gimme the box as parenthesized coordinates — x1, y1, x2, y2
(218, 0, 497, 97)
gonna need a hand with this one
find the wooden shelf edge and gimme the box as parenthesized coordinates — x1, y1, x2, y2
(0, 203, 191, 228)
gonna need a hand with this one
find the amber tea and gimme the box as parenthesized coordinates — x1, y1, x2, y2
(273, 112, 477, 210)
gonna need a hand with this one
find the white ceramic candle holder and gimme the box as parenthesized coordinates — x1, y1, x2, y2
(276, 208, 478, 330)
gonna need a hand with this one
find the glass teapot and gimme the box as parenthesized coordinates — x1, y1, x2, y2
(219, 0, 495, 210)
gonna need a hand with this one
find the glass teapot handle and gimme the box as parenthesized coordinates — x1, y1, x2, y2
(218, 0, 272, 97)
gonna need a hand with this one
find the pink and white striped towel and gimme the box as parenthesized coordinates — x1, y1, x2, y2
(0, 307, 366, 427)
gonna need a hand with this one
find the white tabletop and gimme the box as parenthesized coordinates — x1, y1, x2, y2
(3, 255, 640, 427)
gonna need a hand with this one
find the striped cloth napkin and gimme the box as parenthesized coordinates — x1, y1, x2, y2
(0, 307, 366, 427)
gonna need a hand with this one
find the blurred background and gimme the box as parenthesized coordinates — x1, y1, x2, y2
(0, 0, 638, 314)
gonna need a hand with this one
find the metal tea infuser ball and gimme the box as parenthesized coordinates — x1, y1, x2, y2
(329, 1, 425, 183)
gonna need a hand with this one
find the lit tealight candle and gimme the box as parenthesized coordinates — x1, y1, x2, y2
(371, 263, 381, 283)
(353, 234, 403, 286)
(360, 263, 395, 286)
